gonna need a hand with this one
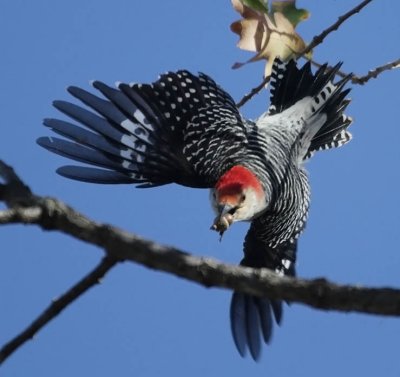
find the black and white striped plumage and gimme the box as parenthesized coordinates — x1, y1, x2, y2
(38, 58, 352, 361)
(39, 70, 247, 188)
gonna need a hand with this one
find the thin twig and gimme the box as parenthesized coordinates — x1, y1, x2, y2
(310, 58, 400, 85)
(236, 75, 271, 108)
(351, 58, 400, 85)
(300, 0, 373, 56)
(236, 0, 373, 108)
(0, 255, 118, 365)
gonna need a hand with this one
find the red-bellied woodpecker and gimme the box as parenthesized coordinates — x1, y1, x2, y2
(38, 58, 352, 361)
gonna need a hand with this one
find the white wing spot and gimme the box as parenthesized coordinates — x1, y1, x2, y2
(120, 149, 134, 160)
(122, 160, 136, 169)
(121, 119, 140, 134)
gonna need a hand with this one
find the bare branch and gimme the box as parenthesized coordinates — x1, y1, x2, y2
(0, 160, 32, 206)
(236, 75, 271, 108)
(236, 0, 373, 108)
(351, 58, 400, 85)
(300, 0, 373, 56)
(2, 194, 400, 318)
(310, 58, 400, 85)
(2, 155, 400, 362)
(0, 256, 118, 365)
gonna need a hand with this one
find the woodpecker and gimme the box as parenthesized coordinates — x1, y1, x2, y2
(38, 58, 352, 361)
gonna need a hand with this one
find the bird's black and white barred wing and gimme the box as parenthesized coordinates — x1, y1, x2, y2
(230, 219, 297, 361)
(38, 71, 249, 188)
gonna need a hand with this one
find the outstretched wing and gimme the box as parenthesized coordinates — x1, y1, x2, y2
(38, 71, 249, 188)
(230, 220, 297, 361)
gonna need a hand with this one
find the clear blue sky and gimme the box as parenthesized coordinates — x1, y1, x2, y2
(1, 1, 400, 376)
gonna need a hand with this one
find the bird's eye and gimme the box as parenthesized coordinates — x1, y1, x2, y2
(228, 207, 237, 215)
(241, 194, 246, 201)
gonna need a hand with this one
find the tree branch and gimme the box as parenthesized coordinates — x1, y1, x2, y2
(0, 160, 33, 206)
(351, 58, 400, 85)
(0, 256, 118, 365)
(310, 58, 400, 85)
(235, 75, 271, 108)
(0, 161, 120, 365)
(2, 200, 400, 318)
(2, 160, 400, 319)
(0, 198, 400, 316)
(299, 0, 373, 57)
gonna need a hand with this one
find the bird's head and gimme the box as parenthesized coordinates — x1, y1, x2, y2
(210, 165, 267, 237)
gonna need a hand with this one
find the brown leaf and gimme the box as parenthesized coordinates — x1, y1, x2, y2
(231, 0, 310, 77)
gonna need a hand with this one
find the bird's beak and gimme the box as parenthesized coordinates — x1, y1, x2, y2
(210, 204, 235, 238)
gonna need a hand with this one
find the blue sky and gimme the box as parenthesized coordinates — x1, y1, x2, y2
(1, 1, 400, 376)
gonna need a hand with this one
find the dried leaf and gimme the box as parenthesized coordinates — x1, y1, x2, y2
(242, 0, 269, 14)
(231, 0, 311, 77)
(271, 0, 310, 27)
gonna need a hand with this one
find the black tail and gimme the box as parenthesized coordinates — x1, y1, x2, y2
(230, 231, 297, 361)
(230, 292, 283, 361)
(268, 58, 353, 159)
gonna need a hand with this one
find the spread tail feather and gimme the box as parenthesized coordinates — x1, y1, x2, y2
(230, 232, 297, 360)
(230, 292, 282, 361)
(269, 58, 353, 159)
